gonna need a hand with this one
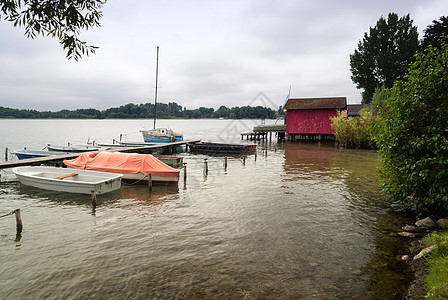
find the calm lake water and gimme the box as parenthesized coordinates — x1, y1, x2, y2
(0, 119, 414, 299)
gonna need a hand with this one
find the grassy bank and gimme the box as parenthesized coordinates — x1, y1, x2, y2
(422, 232, 448, 299)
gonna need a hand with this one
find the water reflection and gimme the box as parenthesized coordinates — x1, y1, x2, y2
(282, 142, 413, 298)
(15, 184, 121, 207)
(1, 139, 416, 299)
(120, 184, 179, 202)
(331, 149, 414, 298)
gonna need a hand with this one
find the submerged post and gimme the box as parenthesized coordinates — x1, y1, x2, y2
(14, 209, 22, 233)
(91, 191, 97, 207)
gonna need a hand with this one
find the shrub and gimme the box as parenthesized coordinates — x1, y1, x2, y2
(374, 38, 448, 213)
(331, 108, 376, 149)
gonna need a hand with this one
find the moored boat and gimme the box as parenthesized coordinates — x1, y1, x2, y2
(63, 152, 180, 185)
(140, 47, 183, 144)
(188, 142, 256, 154)
(154, 155, 184, 168)
(12, 166, 122, 195)
(97, 140, 157, 148)
(140, 128, 183, 143)
(13, 149, 70, 160)
(46, 144, 101, 152)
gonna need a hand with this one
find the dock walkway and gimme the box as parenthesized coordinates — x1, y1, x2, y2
(0, 140, 199, 170)
(241, 124, 286, 142)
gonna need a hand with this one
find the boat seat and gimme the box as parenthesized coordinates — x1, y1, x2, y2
(56, 173, 78, 180)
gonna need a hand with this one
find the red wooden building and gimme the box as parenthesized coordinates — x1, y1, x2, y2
(283, 97, 347, 141)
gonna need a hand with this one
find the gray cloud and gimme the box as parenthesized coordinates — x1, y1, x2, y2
(0, 0, 444, 111)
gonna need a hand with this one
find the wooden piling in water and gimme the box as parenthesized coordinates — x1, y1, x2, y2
(204, 159, 208, 175)
(14, 209, 22, 233)
(5, 147, 8, 161)
(224, 157, 228, 171)
(91, 191, 97, 207)
(183, 163, 187, 182)
(0, 209, 22, 234)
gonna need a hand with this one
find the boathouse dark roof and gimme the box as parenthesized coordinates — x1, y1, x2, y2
(347, 104, 364, 116)
(284, 97, 347, 110)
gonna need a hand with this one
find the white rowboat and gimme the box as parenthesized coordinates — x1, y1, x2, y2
(13, 166, 122, 195)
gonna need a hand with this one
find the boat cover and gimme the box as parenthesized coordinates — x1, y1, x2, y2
(63, 152, 179, 178)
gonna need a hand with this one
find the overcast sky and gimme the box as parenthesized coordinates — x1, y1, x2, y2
(0, 0, 445, 111)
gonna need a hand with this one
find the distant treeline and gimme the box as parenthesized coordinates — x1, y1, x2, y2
(0, 102, 280, 119)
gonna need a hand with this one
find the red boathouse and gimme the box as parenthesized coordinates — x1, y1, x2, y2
(284, 97, 347, 141)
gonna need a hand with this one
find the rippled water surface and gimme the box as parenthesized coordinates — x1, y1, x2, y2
(0, 119, 414, 299)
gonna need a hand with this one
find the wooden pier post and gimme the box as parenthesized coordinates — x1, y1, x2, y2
(5, 147, 8, 161)
(14, 209, 22, 233)
(204, 159, 208, 175)
(183, 163, 187, 182)
(91, 191, 97, 207)
(224, 157, 228, 171)
(148, 174, 153, 191)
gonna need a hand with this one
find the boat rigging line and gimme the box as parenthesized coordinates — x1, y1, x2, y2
(153, 46, 159, 130)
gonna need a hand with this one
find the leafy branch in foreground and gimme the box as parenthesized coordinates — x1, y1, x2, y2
(0, 0, 106, 60)
(374, 37, 448, 213)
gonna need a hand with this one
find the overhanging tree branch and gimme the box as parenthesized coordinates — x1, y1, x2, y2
(0, 0, 106, 61)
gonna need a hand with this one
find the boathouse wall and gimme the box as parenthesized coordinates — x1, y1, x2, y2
(285, 109, 337, 135)
(283, 97, 347, 137)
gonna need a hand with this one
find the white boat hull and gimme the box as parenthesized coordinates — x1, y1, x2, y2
(13, 166, 122, 195)
(140, 128, 183, 143)
(120, 172, 179, 184)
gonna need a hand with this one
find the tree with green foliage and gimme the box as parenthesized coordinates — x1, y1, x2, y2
(0, 102, 278, 119)
(370, 85, 392, 114)
(420, 16, 448, 51)
(350, 13, 419, 104)
(0, 0, 106, 60)
(374, 38, 448, 213)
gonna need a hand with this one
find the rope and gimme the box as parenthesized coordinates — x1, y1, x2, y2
(0, 210, 16, 219)
(121, 174, 151, 185)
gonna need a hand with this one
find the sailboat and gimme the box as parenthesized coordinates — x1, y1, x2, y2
(140, 46, 184, 143)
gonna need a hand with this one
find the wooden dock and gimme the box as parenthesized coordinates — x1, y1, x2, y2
(241, 124, 286, 142)
(0, 140, 199, 170)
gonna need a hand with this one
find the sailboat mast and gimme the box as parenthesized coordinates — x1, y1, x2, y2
(153, 46, 159, 130)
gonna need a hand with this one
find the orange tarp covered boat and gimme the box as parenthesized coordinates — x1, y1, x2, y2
(64, 152, 179, 184)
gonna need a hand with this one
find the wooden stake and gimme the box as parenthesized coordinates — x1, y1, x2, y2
(91, 191, 97, 207)
(14, 209, 22, 233)
(204, 159, 208, 175)
(5, 147, 8, 161)
(183, 163, 187, 182)
(224, 157, 228, 171)
(148, 174, 153, 191)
